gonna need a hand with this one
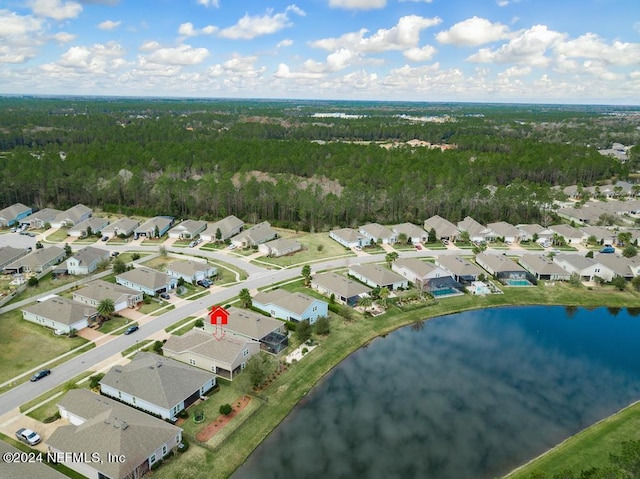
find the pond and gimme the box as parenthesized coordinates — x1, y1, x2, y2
(233, 306, 640, 479)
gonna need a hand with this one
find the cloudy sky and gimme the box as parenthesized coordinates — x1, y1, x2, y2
(2, 0, 639, 104)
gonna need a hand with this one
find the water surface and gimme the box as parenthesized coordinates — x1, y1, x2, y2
(234, 306, 640, 479)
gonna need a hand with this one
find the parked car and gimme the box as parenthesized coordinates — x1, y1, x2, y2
(111, 251, 119, 257)
(30, 369, 51, 382)
(197, 279, 212, 288)
(442, 239, 449, 245)
(227, 244, 237, 250)
(600, 245, 615, 253)
(189, 240, 197, 247)
(101, 236, 109, 242)
(27, 232, 36, 237)
(415, 244, 422, 250)
(159, 292, 171, 300)
(354, 245, 362, 251)
(124, 325, 139, 335)
(15, 428, 41, 446)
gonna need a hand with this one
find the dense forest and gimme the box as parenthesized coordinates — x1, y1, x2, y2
(0, 97, 638, 231)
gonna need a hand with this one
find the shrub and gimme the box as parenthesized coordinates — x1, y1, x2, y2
(89, 373, 105, 389)
(178, 410, 189, 419)
(27, 276, 39, 287)
(219, 404, 233, 415)
(315, 316, 330, 335)
(194, 318, 204, 328)
(177, 439, 189, 453)
(131, 252, 141, 260)
(285, 321, 297, 331)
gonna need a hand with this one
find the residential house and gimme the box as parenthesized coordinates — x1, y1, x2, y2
(252, 289, 328, 324)
(311, 271, 372, 306)
(51, 204, 92, 228)
(72, 279, 142, 312)
(424, 215, 459, 242)
(580, 226, 617, 245)
(22, 296, 97, 334)
(556, 206, 602, 226)
(552, 254, 616, 282)
(518, 255, 571, 281)
(516, 224, 554, 243)
(329, 227, 367, 248)
(0, 203, 32, 227)
(166, 259, 217, 284)
(63, 246, 110, 275)
(0, 441, 68, 479)
(200, 215, 244, 242)
(258, 238, 302, 257)
(435, 255, 484, 284)
(168, 220, 207, 239)
(392, 257, 462, 295)
(392, 223, 428, 244)
(231, 221, 277, 248)
(3, 246, 65, 274)
(487, 221, 521, 243)
(100, 352, 216, 421)
(457, 216, 494, 243)
(49, 388, 183, 479)
(163, 329, 260, 380)
(23, 208, 61, 228)
(476, 253, 531, 283)
(348, 263, 408, 290)
(204, 306, 288, 354)
(595, 253, 640, 280)
(134, 216, 174, 239)
(359, 223, 396, 244)
(68, 217, 109, 238)
(101, 218, 140, 239)
(549, 224, 586, 245)
(116, 267, 177, 296)
(0, 246, 29, 270)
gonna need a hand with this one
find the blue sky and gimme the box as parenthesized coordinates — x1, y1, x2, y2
(1, 0, 639, 103)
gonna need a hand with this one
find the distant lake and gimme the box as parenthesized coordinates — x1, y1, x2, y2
(233, 306, 640, 479)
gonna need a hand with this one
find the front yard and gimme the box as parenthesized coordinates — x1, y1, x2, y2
(254, 232, 355, 268)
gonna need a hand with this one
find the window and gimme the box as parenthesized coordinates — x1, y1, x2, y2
(241, 362, 246, 369)
(312, 306, 317, 312)
(211, 365, 216, 373)
(162, 445, 167, 456)
(270, 310, 275, 316)
(150, 455, 156, 463)
(242, 348, 249, 357)
(189, 358, 196, 366)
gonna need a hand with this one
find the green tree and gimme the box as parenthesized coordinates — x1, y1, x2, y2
(215, 227, 222, 242)
(378, 286, 390, 308)
(357, 296, 373, 313)
(314, 316, 330, 335)
(427, 228, 437, 243)
(96, 298, 115, 320)
(35, 241, 44, 249)
(617, 231, 633, 247)
(238, 288, 252, 308)
(397, 232, 408, 244)
(27, 276, 39, 287)
(296, 319, 312, 342)
(159, 245, 167, 257)
(632, 275, 640, 292)
(64, 244, 72, 258)
(301, 264, 312, 287)
(622, 245, 637, 258)
(112, 258, 126, 274)
(194, 318, 204, 328)
(585, 250, 594, 258)
(219, 404, 232, 415)
(244, 352, 275, 387)
(611, 275, 627, 291)
(385, 252, 399, 267)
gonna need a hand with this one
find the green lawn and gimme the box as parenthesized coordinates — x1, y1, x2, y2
(96, 316, 131, 334)
(44, 229, 69, 242)
(200, 242, 226, 251)
(506, 402, 640, 478)
(5, 272, 79, 305)
(254, 232, 355, 268)
(154, 281, 640, 479)
(0, 309, 89, 385)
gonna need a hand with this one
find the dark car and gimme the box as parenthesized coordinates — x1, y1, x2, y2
(124, 325, 139, 335)
(101, 236, 109, 242)
(159, 292, 170, 300)
(15, 428, 41, 446)
(197, 279, 212, 288)
(30, 369, 51, 382)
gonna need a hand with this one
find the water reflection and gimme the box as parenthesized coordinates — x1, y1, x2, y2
(233, 306, 640, 479)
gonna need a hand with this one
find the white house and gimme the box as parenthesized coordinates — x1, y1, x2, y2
(252, 289, 328, 324)
(311, 271, 372, 306)
(101, 218, 140, 239)
(348, 264, 408, 290)
(72, 280, 142, 312)
(168, 220, 207, 239)
(166, 259, 217, 284)
(200, 215, 245, 242)
(51, 204, 92, 228)
(100, 352, 216, 421)
(68, 217, 109, 237)
(359, 223, 396, 244)
(65, 246, 110, 275)
(392, 223, 427, 244)
(231, 221, 277, 248)
(49, 389, 183, 479)
(116, 267, 177, 296)
(329, 227, 367, 248)
(22, 296, 97, 334)
(258, 238, 302, 257)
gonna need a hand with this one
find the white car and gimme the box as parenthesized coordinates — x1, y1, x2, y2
(227, 244, 237, 250)
(16, 428, 41, 446)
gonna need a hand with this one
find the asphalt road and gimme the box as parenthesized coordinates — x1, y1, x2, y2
(0, 242, 571, 416)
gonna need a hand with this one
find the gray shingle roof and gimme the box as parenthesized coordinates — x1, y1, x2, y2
(311, 271, 372, 298)
(222, 306, 284, 340)
(253, 289, 323, 316)
(74, 279, 140, 303)
(100, 352, 215, 409)
(349, 263, 407, 286)
(424, 215, 459, 238)
(330, 227, 364, 243)
(393, 258, 438, 277)
(116, 267, 171, 290)
(359, 223, 394, 240)
(163, 329, 254, 365)
(519, 254, 569, 276)
(167, 260, 215, 277)
(476, 253, 526, 274)
(69, 246, 109, 266)
(5, 246, 65, 270)
(0, 203, 30, 221)
(50, 389, 181, 479)
(22, 296, 97, 326)
(203, 215, 244, 238)
(435, 255, 484, 277)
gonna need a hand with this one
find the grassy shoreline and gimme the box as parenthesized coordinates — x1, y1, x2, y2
(155, 283, 640, 479)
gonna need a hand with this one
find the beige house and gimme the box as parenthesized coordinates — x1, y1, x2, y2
(3, 246, 65, 274)
(72, 279, 142, 312)
(200, 215, 245, 242)
(311, 271, 372, 306)
(166, 259, 217, 284)
(231, 221, 277, 248)
(22, 296, 97, 334)
(163, 329, 260, 380)
(258, 238, 302, 257)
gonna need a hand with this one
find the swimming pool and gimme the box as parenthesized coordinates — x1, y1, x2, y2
(432, 287, 461, 297)
(505, 279, 531, 286)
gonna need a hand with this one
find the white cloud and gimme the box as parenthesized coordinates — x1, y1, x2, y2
(197, 0, 220, 7)
(0, 10, 45, 63)
(143, 44, 209, 66)
(328, 0, 386, 9)
(436, 17, 511, 47)
(277, 39, 293, 48)
(52, 31, 76, 42)
(31, 0, 82, 20)
(498, 65, 531, 77)
(274, 63, 325, 79)
(178, 22, 217, 37)
(218, 5, 305, 40)
(0, 10, 43, 36)
(98, 20, 121, 30)
(404, 45, 436, 62)
(554, 33, 640, 66)
(42, 41, 126, 74)
(467, 25, 565, 67)
(312, 15, 442, 53)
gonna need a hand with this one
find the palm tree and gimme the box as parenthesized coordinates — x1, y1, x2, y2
(357, 296, 372, 313)
(385, 252, 399, 267)
(301, 265, 312, 287)
(96, 298, 115, 322)
(239, 288, 252, 308)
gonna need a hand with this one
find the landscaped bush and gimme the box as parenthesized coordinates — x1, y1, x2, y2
(194, 319, 204, 328)
(285, 321, 297, 331)
(219, 404, 233, 415)
(178, 410, 189, 419)
(89, 373, 105, 389)
(44, 412, 61, 423)
(177, 439, 189, 453)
